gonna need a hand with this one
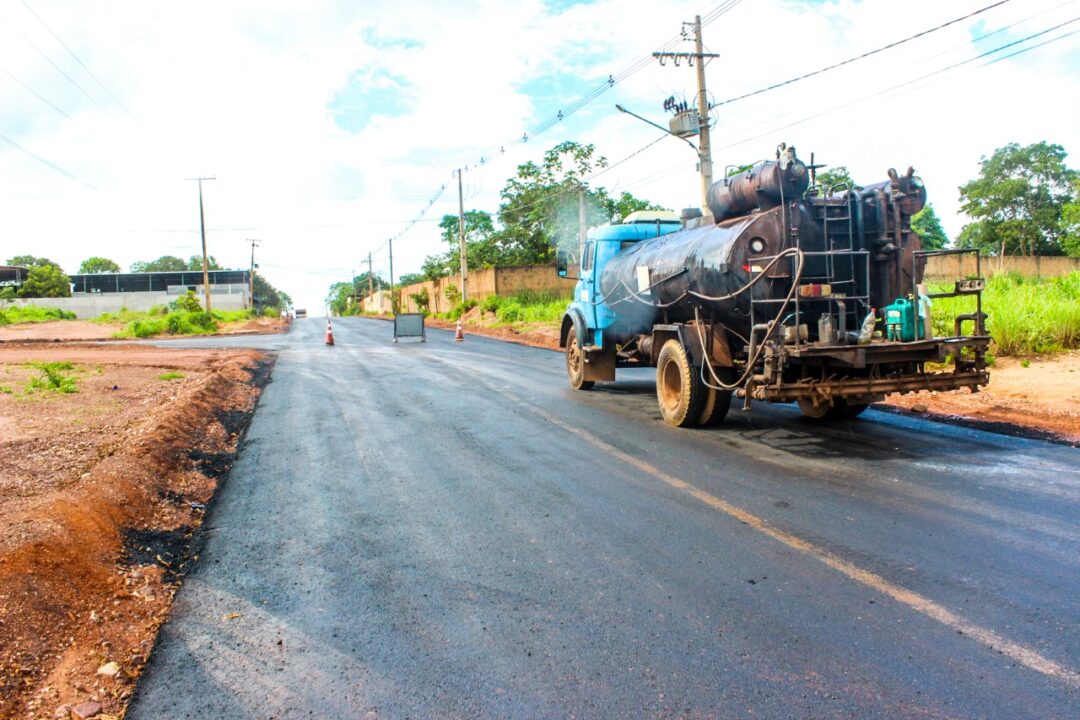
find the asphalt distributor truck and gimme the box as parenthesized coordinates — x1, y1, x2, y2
(556, 145, 990, 427)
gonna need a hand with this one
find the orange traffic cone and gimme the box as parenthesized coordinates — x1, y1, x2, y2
(325, 320, 335, 346)
(454, 320, 464, 342)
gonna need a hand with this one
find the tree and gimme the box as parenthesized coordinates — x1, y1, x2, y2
(18, 264, 71, 298)
(252, 273, 291, 313)
(1062, 178, 1080, 257)
(496, 141, 613, 266)
(325, 271, 383, 315)
(130, 255, 186, 272)
(815, 165, 854, 191)
(957, 141, 1076, 256)
(606, 191, 667, 222)
(411, 141, 671, 282)
(911, 204, 948, 250)
(188, 255, 222, 271)
(7, 255, 60, 269)
(397, 273, 426, 286)
(78, 256, 121, 274)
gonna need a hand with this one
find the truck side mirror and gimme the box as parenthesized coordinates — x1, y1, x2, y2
(556, 250, 569, 278)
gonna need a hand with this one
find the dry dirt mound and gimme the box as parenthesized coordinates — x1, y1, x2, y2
(0, 344, 271, 718)
(0, 316, 288, 343)
(0, 320, 118, 342)
(886, 351, 1080, 444)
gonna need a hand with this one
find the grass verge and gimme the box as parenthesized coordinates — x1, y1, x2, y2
(930, 272, 1080, 356)
(0, 306, 76, 326)
(435, 290, 571, 325)
(102, 306, 257, 339)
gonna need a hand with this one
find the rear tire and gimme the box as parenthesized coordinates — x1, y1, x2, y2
(656, 339, 704, 427)
(840, 401, 869, 419)
(697, 368, 733, 426)
(566, 334, 593, 390)
(797, 397, 869, 421)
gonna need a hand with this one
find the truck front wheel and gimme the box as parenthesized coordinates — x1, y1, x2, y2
(656, 339, 705, 427)
(566, 335, 594, 390)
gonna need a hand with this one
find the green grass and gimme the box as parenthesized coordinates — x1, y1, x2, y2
(25, 361, 79, 394)
(0, 305, 76, 326)
(439, 290, 571, 325)
(106, 307, 256, 338)
(929, 272, 1080, 356)
(158, 371, 186, 381)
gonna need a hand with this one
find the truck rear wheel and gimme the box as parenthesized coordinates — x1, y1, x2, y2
(566, 335, 594, 390)
(656, 339, 704, 427)
(698, 370, 734, 426)
(797, 397, 868, 421)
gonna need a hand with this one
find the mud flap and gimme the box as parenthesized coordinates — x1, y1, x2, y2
(583, 344, 616, 382)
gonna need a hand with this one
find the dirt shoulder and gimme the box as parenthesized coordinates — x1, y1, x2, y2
(0, 316, 289, 343)
(0, 343, 272, 718)
(424, 314, 1080, 446)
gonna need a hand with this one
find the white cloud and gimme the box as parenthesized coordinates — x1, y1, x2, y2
(0, 0, 1077, 310)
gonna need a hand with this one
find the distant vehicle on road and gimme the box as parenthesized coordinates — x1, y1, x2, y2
(557, 144, 990, 427)
(294, 308, 307, 318)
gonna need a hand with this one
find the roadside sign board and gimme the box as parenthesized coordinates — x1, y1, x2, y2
(393, 313, 426, 343)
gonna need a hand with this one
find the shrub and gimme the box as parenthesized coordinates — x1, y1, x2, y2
(26, 361, 78, 393)
(496, 301, 524, 323)
(409, 287, 431, 313)
(444, 283, 461, 306)
(170, 290, 203, 313)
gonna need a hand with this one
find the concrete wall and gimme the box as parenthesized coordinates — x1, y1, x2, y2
(0, 285, 249, 319)
(379, 265, 576, 314)
(923, 254, 1080, 280)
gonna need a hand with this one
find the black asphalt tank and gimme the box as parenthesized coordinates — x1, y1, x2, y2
(599, 204, 814, 336)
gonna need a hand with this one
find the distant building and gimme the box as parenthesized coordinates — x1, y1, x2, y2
(0, 265, 29, 291)
(68, 269, 249, 295)
(0, 269, 251, 318)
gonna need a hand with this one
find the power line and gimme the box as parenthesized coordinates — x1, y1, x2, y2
(0, 132, 95, 189)
(528, 0, 743, 138)
(709, 16, 1080, 153)
(0, 64, 71, 118)
(980, 24, 1080, 65)
(0, 6, 111, 115)
(352, 0, 746, 275)
(915, 0, 1079, 65)
(711, 0, 1014, 108)
(17, 0, 134, 117)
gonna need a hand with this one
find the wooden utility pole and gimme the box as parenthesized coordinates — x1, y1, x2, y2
(388, 238, 395, 314)
(247, 238, 260, 310)
(578, 187, 587, 249)
(456, 168, 468, 302)
(653, 17, 718, 213)
(186, 176, 216, 312)
(367, 252, 374, 308)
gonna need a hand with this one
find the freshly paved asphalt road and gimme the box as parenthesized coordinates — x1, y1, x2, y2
(129, 317, 1080, 719)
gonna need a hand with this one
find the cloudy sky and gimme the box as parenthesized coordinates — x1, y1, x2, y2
(1, 0, 1077, 311)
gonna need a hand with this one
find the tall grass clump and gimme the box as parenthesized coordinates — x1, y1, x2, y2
(462, 290, 570, 326)
(26, 361, 79, 393)
(930, 271, 1080, 356)
(0, 306, 76, 326)
(115, 309, 219, 338)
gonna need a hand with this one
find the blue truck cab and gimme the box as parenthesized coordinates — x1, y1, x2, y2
(558, 211, 683, 388)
